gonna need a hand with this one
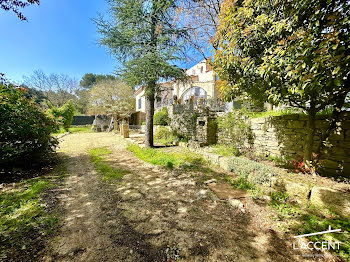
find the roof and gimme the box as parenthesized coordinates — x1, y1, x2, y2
(134, 86, 145, 96)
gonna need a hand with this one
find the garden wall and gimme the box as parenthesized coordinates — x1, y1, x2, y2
(250, 114, 350, 177)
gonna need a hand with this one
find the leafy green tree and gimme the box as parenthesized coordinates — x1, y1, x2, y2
(214, 0, 350, 167)
(88, 79, 135, 121)
(80, 73, 117, 89)
(0, 0, 39, 20)
(75, 88, 90, 114)
(48, 100, 75, 131)
(80, 73, 97, 89)
(96, 0, 187, 147)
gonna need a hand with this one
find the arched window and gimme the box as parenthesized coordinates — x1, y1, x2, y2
(181, 87, 207, 102)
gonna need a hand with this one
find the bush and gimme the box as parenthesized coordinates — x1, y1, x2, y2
(154, 126, 176, 145)
(227, 156, 276, 186)
(48, 100, 75, 131)
(154, 107, 169, 126)
(0, 84, 58, 167)
(217, 110, 254, 154)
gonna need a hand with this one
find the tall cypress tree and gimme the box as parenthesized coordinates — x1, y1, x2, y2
(96, 0, 187, 147)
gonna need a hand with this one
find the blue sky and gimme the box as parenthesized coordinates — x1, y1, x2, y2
(0, 0, 201, 85)
(0, 0, 117, 84)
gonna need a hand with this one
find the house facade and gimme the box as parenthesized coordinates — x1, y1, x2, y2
(134, 60, 220, 115)
(132, 86, 146, 126)
(173, 59, 217, 105)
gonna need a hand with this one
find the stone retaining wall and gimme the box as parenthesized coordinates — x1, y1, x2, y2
(185, 143, 350, 217)
(250, 114, 350, 177)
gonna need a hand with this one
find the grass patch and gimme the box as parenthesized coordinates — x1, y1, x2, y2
(52, 127, 66, 136)
(154, 137, 176, 146)
(294, 210, 350, 260)
(225, 175, 263, 200)
(247, 109, 297, 118)
(52, 125, 93, 136)
(127, 144, 206, 170)
(0, 161, 66, 261)
(89, 147, 130, 181)
(69, 126, 93, 134)
(269, 191, 301, 221)
(212, 144, 240, 157)
(248, 109, 332, 119)
(268, 190, 349, 260)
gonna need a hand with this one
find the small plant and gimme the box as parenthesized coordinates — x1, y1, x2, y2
(290, 155, 316, 174)
(268, 194, 350, 260)
(295, 211, 350, 260)
(270, 191, 289, 206)
(225, 175, 263, 199)
(232, 176, 255, 190)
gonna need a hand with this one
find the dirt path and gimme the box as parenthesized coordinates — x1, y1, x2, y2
(43, 133, 329, 262)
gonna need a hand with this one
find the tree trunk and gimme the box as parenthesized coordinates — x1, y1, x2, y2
(145, 93, 155, 147)
(304, 109, 316, 169)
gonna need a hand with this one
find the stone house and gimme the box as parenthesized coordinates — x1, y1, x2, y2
(133, 60, 224, 114)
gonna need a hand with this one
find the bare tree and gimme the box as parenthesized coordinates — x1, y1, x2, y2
(23, 70, 79, 107)
(88, 79, 135, 121)
(0, 0, 40, 21)
(178, 0, 223, 61)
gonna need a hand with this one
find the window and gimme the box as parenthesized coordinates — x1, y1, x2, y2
(182, 87, 207, 101)
(138, 98, 142, 109)
(200, 66, 203, 73)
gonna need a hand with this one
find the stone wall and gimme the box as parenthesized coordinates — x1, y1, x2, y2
(250, 114, 350, 177)
(92, 115, 111, 132)
(196, 116, 218, 145)
(170, 109, 197, 139)
(170, 103, 218, 145)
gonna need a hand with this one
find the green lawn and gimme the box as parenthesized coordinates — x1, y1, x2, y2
(127, 144, 207, 170)
(52, 125, 93, 136)
(69, 126, 93, 134)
